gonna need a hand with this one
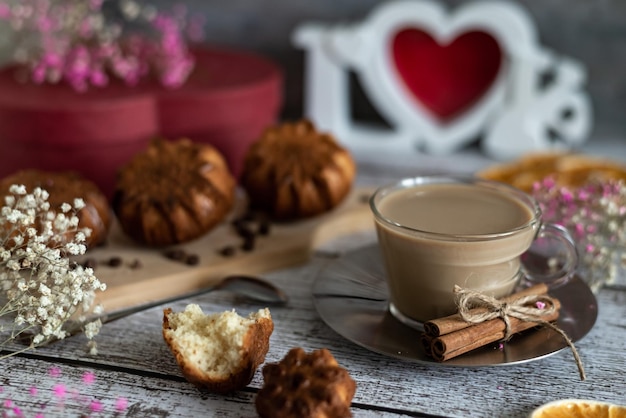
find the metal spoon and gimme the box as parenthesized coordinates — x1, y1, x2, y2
(53, 275, 288, 341)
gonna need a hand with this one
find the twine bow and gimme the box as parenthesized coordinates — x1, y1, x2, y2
(453, 285, 586, 380)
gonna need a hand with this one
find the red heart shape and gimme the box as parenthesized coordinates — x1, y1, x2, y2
(392, 28, 502, 122)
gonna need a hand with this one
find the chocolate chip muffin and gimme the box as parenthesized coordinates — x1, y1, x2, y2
(113, 138, 235, 246)
(0, 169, 111, 249)
(255, 347, 356, 418)
(241, 120, 356, 220)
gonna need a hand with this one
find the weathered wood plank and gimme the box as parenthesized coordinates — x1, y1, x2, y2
(3, 149, 626, 417)
(0, 356, 417, 417)
(4, 251, 625, 418)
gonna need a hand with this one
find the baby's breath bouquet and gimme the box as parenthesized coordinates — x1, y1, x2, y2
(0, 185, 106, 359)
(532, 177, 626, 292)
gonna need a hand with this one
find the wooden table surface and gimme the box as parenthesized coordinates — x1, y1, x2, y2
(1, 141, 625, 418)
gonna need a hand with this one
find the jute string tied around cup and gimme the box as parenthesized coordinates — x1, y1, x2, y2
(453, 285, 586, 381)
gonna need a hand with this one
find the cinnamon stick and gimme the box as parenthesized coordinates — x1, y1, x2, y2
(419, 333, 434, 358)
(423, 283, 549, 337)
(430, 298, 561, 362)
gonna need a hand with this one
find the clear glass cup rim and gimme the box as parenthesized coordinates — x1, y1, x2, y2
(369, 175, 543, 242)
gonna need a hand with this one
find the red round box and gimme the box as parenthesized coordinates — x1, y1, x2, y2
(0, 46, 283, 199)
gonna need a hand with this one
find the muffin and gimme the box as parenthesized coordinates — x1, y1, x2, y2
(113, 138, 235, 246)
(162, 305, 273, 394)
(241, 120, 356, 220)
(255, 347, 356, 418)
(0, 169, 111, 249)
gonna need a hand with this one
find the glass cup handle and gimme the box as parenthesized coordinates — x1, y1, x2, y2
(521, 223, 579, 288)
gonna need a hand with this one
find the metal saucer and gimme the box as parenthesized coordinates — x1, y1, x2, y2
(312, 243, 597, 367)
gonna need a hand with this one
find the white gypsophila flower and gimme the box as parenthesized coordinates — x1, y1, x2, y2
(6, 259, 20, 271)
(68, 215, 80, 228)
(9, 184, 26, 195)
(53, 213, 69, 231)
(65, 242, 86, 255)
(88, 340, 98, 356)
(36, 306, 48, 320)
(6, 208, 22, 223)
(73, 198, 85, 210)
(74, 231, 86, 242)
(84, 319, 102, 339)
(21, 194, 36, 208)
(1, 184, 105, 359)
(0, 249, 10, 261)
(38, 295, 51, 307)
(34, 187, 48, 201)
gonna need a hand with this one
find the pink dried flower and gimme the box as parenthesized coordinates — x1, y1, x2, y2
(49, 367, 62, 378)
(0, 0, 200, 91)
(533, 177, 626, 291)
(115, 397, 129, 412)
(82, 371, 96, 385)
(53, 384, 66, 399)
(90, 399, 103, 412)
(0, 3, 10, 19)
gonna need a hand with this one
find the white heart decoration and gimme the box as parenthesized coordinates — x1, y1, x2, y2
(293, 0, 591, 158)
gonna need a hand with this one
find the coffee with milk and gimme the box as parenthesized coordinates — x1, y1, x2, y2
(372, 180, 540, 324)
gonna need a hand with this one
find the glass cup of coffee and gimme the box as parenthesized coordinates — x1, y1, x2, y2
(370, 175, 578, 329)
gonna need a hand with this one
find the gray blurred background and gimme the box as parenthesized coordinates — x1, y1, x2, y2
(148, 0, 625, 146)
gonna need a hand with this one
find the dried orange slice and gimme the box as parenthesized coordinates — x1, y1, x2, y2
(530, 399, 626, 418)
(477, 152, 626, 192)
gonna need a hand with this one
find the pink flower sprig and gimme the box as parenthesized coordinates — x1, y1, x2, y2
(0, 0, 202, 91)
(532, 177, 626, 290)
(1, 367, 130, 417)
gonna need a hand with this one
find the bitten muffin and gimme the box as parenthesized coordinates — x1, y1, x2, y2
(113, 138, 235, 246)
(162, 305, 273, 394)
(255, 347, 357, 418)
(241, 119, 356, 220)
(0, 169, 111, 249)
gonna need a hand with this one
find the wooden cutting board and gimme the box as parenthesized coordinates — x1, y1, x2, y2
(84, 187, 375, 312)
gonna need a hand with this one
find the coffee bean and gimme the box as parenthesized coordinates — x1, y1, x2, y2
(164, 249, 186, 261)
(185, 254, 200, 266)
(107, 256, 123, 267)
(241, 236, 255, 252)
(82, 258, 98, 269)
(129, 259, 143, 269)
(218, 246, 236, 257)
(239, 210, 257, 223)
(258, 219, 271, 236)
(234, 223, 255, 240)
